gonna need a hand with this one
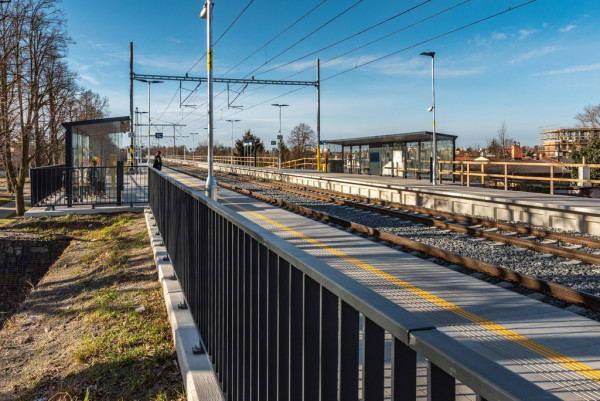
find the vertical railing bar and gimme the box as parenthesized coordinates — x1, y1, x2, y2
(267, 250, 278, 401)
(278, 259, 290, 401)
(428, 360, 456, 400)
(363, 317, 384, 401)
(340, 301, 359, 401)
(258, 244, 268, 399)
(303, 275, 320, 401)
(289, 266, 303, 401)
(391, 337, 416, 401)
(320, 287, 338, 401)
(250, 238, 259, 400)
(243, 232, 251, 401)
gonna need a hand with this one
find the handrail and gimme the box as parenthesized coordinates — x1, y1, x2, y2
(438, 160, 600, 194)
(149, 168, 558, 400)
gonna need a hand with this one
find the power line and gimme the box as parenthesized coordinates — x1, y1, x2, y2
(242, 0, 364, 80)
(224, 0, 472, 109)
(322, 0, 536, 83)
(219, 0, 328, 79)
(214, 0, 254, 46)
(222, 0, 536, 120)
(256, 0, 433, 77)
(186, 0, 256, 74)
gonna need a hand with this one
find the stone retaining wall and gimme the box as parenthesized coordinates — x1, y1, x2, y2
(0, 239, 68, 325)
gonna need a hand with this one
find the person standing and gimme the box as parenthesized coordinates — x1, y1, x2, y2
(153, 151, 162, 170)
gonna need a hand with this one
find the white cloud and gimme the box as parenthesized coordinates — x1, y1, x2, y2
(536, 63, 600, 76)
(79, 74, 100, 86)
(492, 32, 507, 40)
(559, 24, 576, 33)
(517, 29, 537, 40)
(509, 46, 556, 64)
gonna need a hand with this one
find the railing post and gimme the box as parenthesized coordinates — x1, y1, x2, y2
(340, 301, 359, 401)
(466, 163, 470, 187)
(116, 161, 123, 205)
(427, 361, 455, 400)
(504, 163, 508, 190)
(550, 165, 554, 195)
(460, 163, 464, 186)
(392, 338, 417, 401)
(363, 317, 384, 401)
(481, 163, 485, 186)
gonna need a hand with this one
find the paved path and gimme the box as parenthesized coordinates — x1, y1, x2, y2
(0, 200, 16, 220)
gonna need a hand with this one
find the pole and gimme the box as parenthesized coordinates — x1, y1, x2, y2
(147, 82, 151, 166)
(129, 42, 134, 168)
(316, 58, 321, 172)
(204, 0, 217, 200)
(278, 106, 282, 169)
(226, 119, 240, 166)
(431, 55, 437, 185)
(173, 125, 176, 159)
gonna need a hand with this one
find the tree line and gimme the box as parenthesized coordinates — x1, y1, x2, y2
(1, 0, 108, 215)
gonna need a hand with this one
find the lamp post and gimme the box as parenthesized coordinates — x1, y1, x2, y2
(272, 103, 289, 169)
(420, 51, 437, 185)
(139, 79, 163, 166)
(189, 133, 199, 160)
(200, 0, 216, 200)
(226, 119, 240, 166)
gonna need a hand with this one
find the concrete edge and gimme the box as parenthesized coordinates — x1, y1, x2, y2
(144, 208, 225, 401)
(25, 205, 146, 217)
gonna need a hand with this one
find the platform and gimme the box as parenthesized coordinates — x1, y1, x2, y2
(165, 166, 600, 400)
(171, 159, 600, 236)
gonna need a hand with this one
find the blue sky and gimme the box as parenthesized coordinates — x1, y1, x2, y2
(62, 0, 600, 150)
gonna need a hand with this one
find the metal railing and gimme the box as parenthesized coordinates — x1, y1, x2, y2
(149, 168, 557, 401)
(30, 163, 148, 207)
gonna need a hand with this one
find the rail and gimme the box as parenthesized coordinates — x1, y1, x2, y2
(30, 163, 148, 207)
(148, 168, 557, 401)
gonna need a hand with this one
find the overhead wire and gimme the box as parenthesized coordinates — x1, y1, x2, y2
(322, 0, 536, 82)
(222, 0, 536, 121)
(225, 0, 471, 112)
(218, 0, 328, 79)
(240, 0, 364, 80)
(255, 0, 433, 77)
(186, 0, 256, 75)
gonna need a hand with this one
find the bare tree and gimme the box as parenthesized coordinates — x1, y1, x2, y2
(288, 123, 315, 159)
(495, 121, 513, 160)
(0, 0, 71, 215)
(575, 104, 600, 128)
(75, 88, 109, 120)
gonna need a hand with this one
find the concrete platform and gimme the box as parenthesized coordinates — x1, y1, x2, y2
(164, 167, 600, 400)
(171, 159, 600, 236)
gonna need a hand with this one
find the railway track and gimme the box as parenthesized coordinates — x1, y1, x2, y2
(168, 164, 600, 314)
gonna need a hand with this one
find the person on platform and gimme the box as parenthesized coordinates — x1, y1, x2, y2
(153, 151, 162, 170)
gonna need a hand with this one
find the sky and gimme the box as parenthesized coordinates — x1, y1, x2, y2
(61, 0, 600, 151)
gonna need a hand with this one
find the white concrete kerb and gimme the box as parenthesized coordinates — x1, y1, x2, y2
(144, 210, 225, 401)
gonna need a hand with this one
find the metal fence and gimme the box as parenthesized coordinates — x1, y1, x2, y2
(149, 168, 558, 401)
(30, 163, 148, 208)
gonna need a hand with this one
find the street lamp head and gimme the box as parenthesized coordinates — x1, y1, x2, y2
(138, 79, 164, 84)
(271, 104, 289, 107)
(199, 2, 208, 19)
(427, 106, 434, 112)
(420, 52, 435, 58)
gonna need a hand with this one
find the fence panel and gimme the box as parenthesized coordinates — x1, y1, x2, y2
(149, 169, 559, 401)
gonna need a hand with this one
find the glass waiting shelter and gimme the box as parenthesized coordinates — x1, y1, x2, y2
(64, 116, 131, 169)
(324, 131, 456, 179)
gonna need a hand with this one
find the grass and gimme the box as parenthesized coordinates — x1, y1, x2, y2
(4, 213, 185, 401)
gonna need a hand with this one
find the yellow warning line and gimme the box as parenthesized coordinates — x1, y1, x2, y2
(168, 170, 600, 384)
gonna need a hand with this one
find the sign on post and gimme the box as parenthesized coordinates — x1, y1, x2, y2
(155, 132, 163, 139)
